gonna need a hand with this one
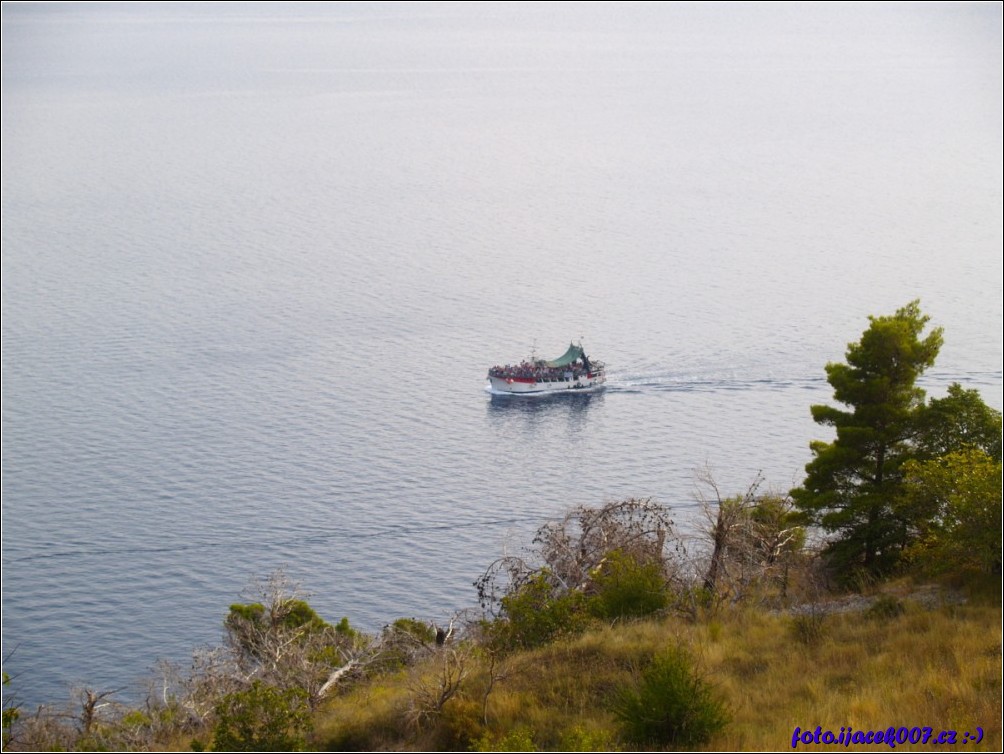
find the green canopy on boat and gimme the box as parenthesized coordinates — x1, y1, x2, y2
(543, 342, 584, 368)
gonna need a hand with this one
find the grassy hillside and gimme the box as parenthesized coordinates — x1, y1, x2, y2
(310, 581, 1001, 752)
(6, 574, 999, 752)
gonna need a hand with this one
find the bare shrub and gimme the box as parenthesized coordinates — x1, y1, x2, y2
(697, 470, 805, 607)
(406, 647, 470, 731)
(476, 498, 680, 617)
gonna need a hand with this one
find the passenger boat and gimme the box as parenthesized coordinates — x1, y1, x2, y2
(486, 342, 606, 395)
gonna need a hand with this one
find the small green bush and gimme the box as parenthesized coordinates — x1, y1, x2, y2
(3, 671, 20, 749)
(334, 616, 359, 639)
(790, 609, 826, 646)
(429, 697, 485, 751)
(612, 646, 728, 747)
(391, 617, 437, 644)
(559, 724, 621, 751)
(475, 726, 538, 752)
(866, 595, 906, 620)
(283, 600, 331, 631)
(587, 550, 669, 620)
(211, 681, 312, 752)
(491, 571, 588, 651)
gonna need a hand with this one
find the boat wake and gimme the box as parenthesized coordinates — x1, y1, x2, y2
(602, 370, 828, 395)
(602, 367, 1003, 397)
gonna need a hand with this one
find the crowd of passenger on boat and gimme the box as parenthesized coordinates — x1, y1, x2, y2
(488, 360, 591, 382)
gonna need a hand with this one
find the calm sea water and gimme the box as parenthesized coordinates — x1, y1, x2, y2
(2, 2, 1001, 707)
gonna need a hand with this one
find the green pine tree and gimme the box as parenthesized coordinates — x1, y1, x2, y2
(792, 301, 943, 576)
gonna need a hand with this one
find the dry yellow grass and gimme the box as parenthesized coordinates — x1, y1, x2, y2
(311, 587, 1001, 751)
(705, 599, 1001, 752)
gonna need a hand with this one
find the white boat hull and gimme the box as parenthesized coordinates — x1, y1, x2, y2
(487, 373, 606, 395)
